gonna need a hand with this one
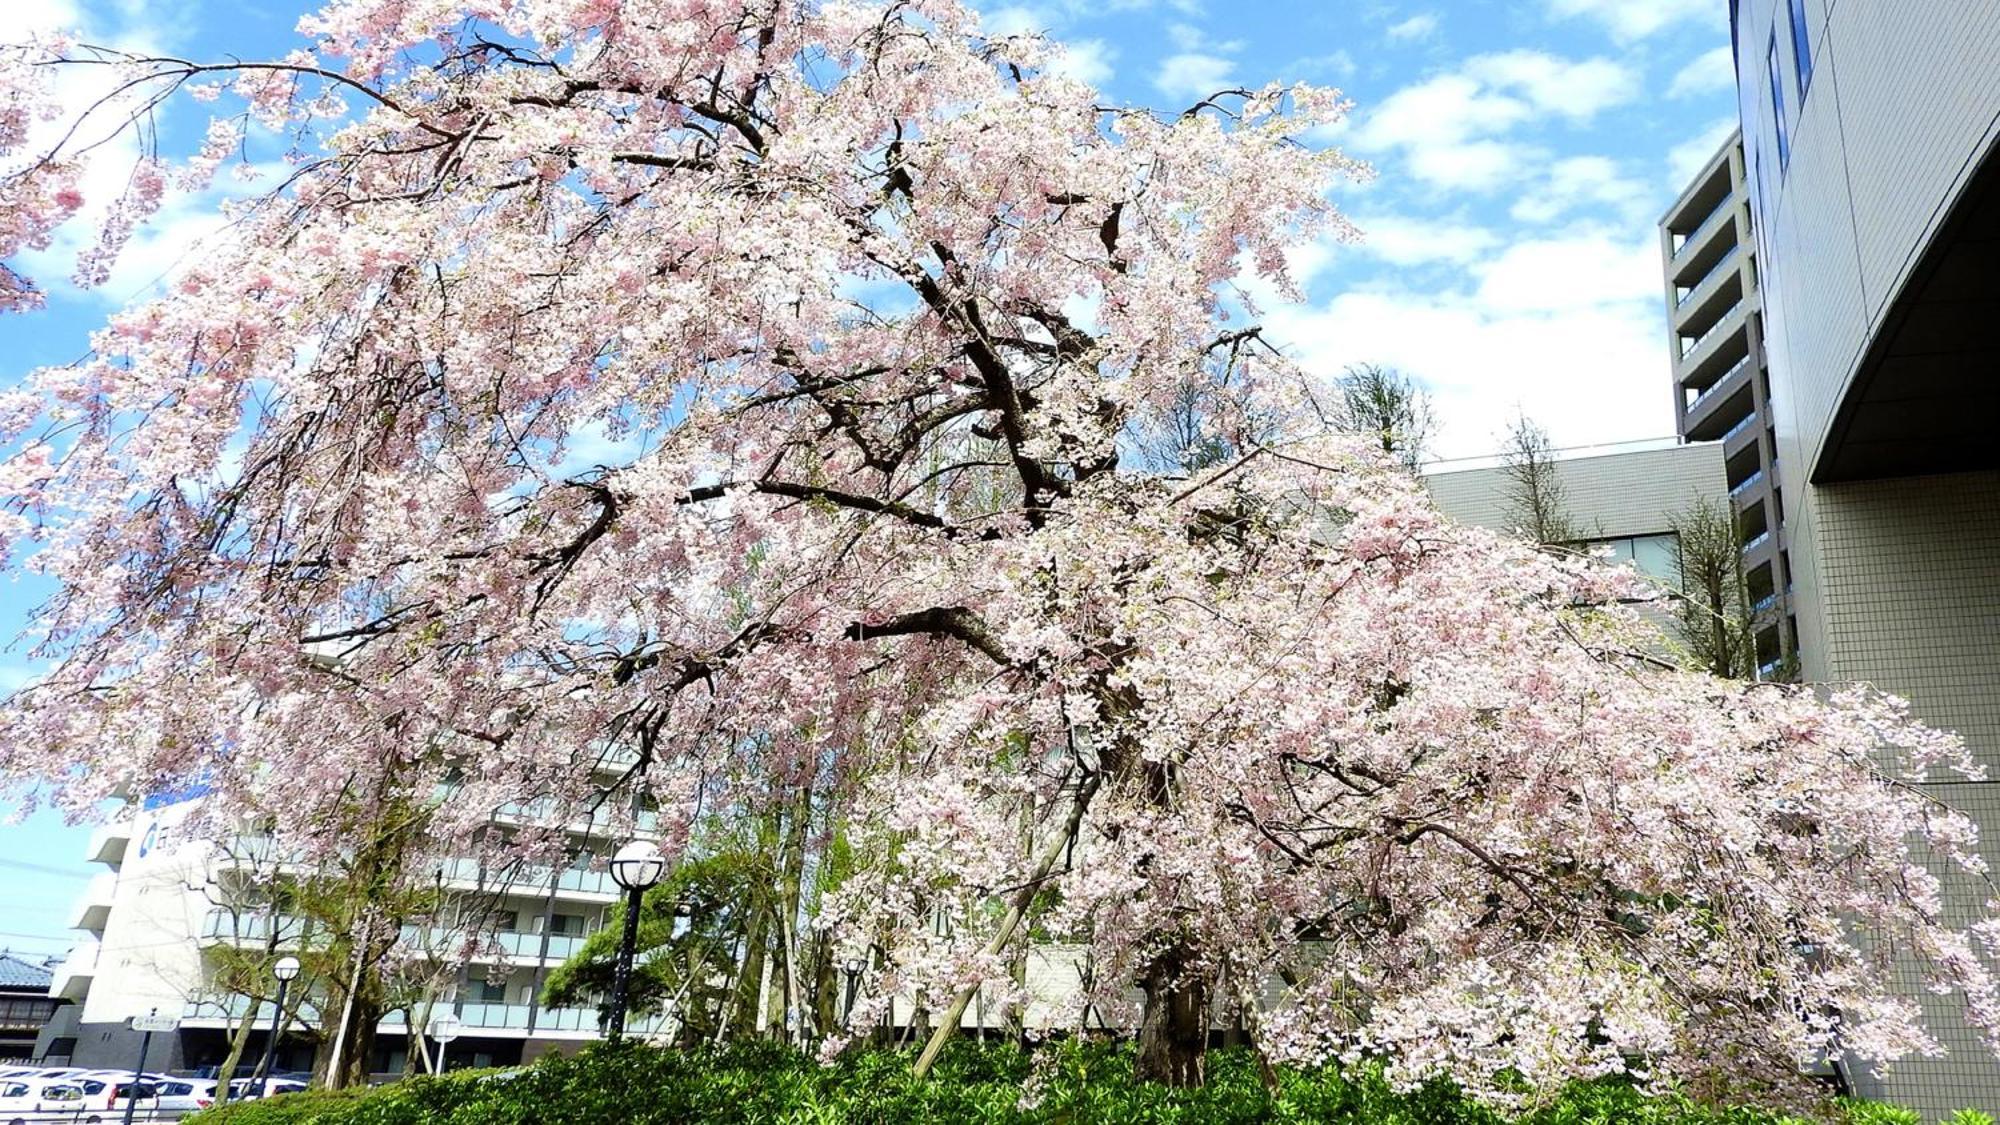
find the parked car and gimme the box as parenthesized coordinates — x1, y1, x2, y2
(0, 1079, 87, 1120)
(155, 1078, 219, 1112)
(69, 1076, 159, 1116)
(227, 1077, 308, 1099)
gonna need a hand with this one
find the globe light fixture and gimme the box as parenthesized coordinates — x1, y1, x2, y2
(606, 840, 665, 1040)
(254, 955, 304, 1099)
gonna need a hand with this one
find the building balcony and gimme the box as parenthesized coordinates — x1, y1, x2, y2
(1675, 313, 1751, 399)
(1668, 205, 1741, 290)
(1721, 410, 1763, 460)
(438, 857, 620, 901)
(85, 822, 132, 867)
(1664, 154, 1736, 250)
(182, 996, 668, 1039)
(1740, 524, 1780, 572)
(1673, 262, 1744, 343)
(198, 909, 592, 965)
(1682, 356, 1755, 442)
(491, 800, 661, 841)
(51, 940, 98, 1001)
(69, 871, 118, 934)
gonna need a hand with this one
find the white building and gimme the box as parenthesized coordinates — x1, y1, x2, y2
(41, 788, 657, 1074)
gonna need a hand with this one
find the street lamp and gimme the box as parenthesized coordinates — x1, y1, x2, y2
(427, 1013, 462, 1076)
(841, 957, 865, 1030)
(254, 955, 302, 1100)
(606, 840, 665, 1041)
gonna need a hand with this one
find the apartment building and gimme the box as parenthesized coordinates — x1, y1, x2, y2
(1717, 0, 2000, 1113)
(1658, 133, 1798, 678)
(38, 788, 664, 1074)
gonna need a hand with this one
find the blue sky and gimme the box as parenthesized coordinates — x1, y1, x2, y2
(0, 0, 1741, 954)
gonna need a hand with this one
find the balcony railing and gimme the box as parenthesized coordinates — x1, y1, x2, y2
(1685, 355, 1751, 413)
(1676, 243, 1741, 308)
(1740, 530, 1772, 554)
(439, 857, 619, 898)
(1670, 191, 1737, 262)
(184, 996, 670, 1036)
(1728, 468, 1767, 499)
(1677, 300, 1746, 361)
(200, 909, 592, 962)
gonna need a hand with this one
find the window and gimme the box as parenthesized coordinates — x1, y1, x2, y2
(1767, 37, 1791, 170)
(469, 979, 510, 1003)
(545, 913, 588, 936)
(1578, 533, 1680, 583)
(1787, 0, 1813, 95)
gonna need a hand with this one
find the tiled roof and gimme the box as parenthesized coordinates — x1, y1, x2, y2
(0, 953, 54, 990)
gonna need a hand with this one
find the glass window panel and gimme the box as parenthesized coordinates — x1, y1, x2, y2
(1768, 38, 1790, 170)
(1788, 0, 1813, 94)
(1633, 534, 1679, 581)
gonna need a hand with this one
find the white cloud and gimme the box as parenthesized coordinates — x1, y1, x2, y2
(1385, 13, 1439, 42)
(1289, 49, 1358, 81)
(1263, 230, 1672, 457)
(1050, 38, 1115, 85)
(1666, 117, 1737, 185)
(1510, 155, 1651, 224)
(1467, 231, 1659, 314)
(1350, 214, 1501, 266)
(1154, 52, 1236, 101)
(1544, 0, 1719, 41)
(1346, 52, 1631, 193)
(1667, 46, 1736, 99)
(1461, 51, 1637, 121)
(980, 4, 1048, 35)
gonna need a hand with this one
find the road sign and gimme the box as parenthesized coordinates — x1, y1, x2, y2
(428, 1015, 462, 1043)
(130, 1014, 180, 1033)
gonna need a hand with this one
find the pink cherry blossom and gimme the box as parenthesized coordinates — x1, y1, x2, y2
(2, 0, 1997, 1106)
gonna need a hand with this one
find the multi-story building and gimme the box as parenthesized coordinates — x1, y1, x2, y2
(1658, 133, 1798, 678)
(38, 790, 664, 1075)
(1715, 0, 2000, 1114)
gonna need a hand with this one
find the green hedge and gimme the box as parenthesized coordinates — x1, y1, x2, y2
(186, 1040, 1974, 1125)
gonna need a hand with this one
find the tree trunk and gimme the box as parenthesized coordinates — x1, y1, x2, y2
(1133, 941, 1210, 1087)
(212, 1004, 259, 1105)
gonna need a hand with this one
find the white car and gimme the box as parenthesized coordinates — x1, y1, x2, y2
(227, 1076, 309, 1099)
(0, 1079, 88, 1120)
(66, 1076, 160, 1117)
(154, 1078, 219, 1112)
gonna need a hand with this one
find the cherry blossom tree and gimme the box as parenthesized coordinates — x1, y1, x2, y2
(3, 0, 1999, 1103)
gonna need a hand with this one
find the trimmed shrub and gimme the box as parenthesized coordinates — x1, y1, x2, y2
(185, 1040, 1931, 1125)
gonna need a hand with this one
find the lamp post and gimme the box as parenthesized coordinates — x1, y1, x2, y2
(606, 840, 665, 1041)
(841, 957, 864, 1030)
(427, 1013, 462, 1076)
(254, 955, 302, 1100)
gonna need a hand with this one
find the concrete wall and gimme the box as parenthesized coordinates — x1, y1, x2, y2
(1424, 444, 1727, 542)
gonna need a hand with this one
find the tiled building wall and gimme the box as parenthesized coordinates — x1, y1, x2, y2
(1799, 469, 2000, 1116)
(1423, 445, 1727, 541)
(1810, 471, 2000, 771)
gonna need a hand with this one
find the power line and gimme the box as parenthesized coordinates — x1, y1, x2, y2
(0, 857, 92, 878)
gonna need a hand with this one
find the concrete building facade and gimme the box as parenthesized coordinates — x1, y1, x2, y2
(1425, 442, 1728, 562)
(1658, 132, 1798, 678)
(40, 791, 664, 1075)
(1723, 0, 2000, 1113)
